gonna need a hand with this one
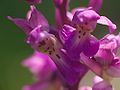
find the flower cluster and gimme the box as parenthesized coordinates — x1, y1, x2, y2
(8, 0, 120, 90)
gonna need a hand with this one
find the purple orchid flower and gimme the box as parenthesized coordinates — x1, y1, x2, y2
(59, 10, 100, 59)
(95, 34, 120, 78)
(8, 5, 88, 89)
(80, 34, 120, 90)
(26, 0, 42, 5)
(59, 7, 116, 60)
(8, 0, 119, 90)
(8, 5, 48, 35)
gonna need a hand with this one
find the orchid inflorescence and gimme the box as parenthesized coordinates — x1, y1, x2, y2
(8, 0, 120, 90)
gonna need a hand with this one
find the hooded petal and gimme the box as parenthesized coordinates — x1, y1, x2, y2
(7, 16, 32, 35)
(97, 16, 117, 33)
(72, 9, 100, 30)
(27, 5, 48, 28)
(83, 35, 99, 57)
(88, 0, 103, 12)
(72, 10, 100, 25)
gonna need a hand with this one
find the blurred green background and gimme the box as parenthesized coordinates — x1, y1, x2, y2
(0, 0, 120, 90)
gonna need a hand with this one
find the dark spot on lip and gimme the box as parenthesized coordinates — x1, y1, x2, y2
(81, 26, 84, 30)
(56, 54, 61, 59)
(83, 32, 86, 36)
(91, 57, 96, 61)
(47, 47, 50, 50)
(38, 44, 41, 47)
(39, 41, 46, 46)
(38, 41, 46, 51)
(46, 38, 48, 40)
(79, 30, 81, 33)
(49, 51, 52, 55)
(78, 36, 81, 38)
(53, 48, 55, 51)
(44, 47, 50, 52)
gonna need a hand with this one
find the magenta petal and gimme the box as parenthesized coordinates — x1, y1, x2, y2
(97, 16, 117, 33)
(93, 76, 103, 85)
(107, 58, 120, 77)
(83, 35, 99, 57)
(88, 0, 103, 12)
(67, 12, 73, 21)
(95, 48, 114, 65)
(27, 5, 48, 28)
(100, 34, 119, 54)
(92, 81, 112, 90)
(7, 16, 32, 35)
(59, 24, 76, 44)
(22, 51, 56, 79)
(80, 53, 102, 76)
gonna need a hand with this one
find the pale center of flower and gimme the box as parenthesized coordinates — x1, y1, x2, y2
(38, 36, 63, 61)
(75, 25, 91, 42)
